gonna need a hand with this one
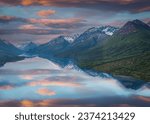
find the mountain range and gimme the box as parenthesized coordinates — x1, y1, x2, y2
(0, 39, 24, 67)
(60, 26, 118, 56)
(71, 19, 150, 81)
(23, 42, 38, 52)
(27, 26, 118, 56)
(0, 19, 150, 81)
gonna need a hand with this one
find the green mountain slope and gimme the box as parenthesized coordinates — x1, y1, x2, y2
(74, 20, 150, 81)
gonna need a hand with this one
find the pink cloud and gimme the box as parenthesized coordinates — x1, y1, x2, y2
(20, 75, 34, 80)
(37, 10, 56, 17)
(0, 85, 13, 90)
(0, 0, 149, 13)
(37, 88, 56, 96)
(19, 24, 39, 30)
(28, 79, 81, 87)
(136, 96, 150, 102)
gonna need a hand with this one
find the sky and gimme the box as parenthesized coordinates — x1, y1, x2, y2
(0, 0, 150, 45)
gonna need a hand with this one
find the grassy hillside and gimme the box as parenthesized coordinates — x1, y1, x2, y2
(75, 30, 150, 81)
(78, 52, 150, 81)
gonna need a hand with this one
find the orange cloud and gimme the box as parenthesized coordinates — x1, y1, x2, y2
(19, 99, 97, 107)
(29, 18, 84, 25)
(1, 0, 148, 13)
(37, 88, 56, 96)
(21, 0, 33, 6)
(20, 100, 34, 107)
(19, 99, 76, 107)
(2, 0, 137, 6)
(37, 10, 56, 17)
(19, 99, 61, 107)
(19, 24, 38, 30)
(1, 95, 150, 107)
(28, 79, 81, 87)
(0, 15, 87, 29)
(28, 18, 86, 29)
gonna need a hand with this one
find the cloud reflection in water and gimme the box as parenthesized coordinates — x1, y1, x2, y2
(0, 57, 149, 106)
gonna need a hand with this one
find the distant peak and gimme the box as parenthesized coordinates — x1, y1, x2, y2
(126, 19, 149, 27)
(23, 41, 37, 51)
(132, 19, 143, 24)
(53, 35, 76, 43)
(28, 42, 36, 45)
(58, 35, 65, 39)
(117, 19, 150, 35)
(64, 36, 75, 43)
(85, 26, 118, 35)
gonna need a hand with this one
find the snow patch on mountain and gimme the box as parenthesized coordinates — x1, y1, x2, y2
(83, 26, 118, 36)
(64, 36, 74, 43)
(64, 34, 79, 43)
(102, 27, 113, 35)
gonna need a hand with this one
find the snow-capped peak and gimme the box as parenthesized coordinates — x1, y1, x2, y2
(102, 26, 118, 36)
(64, 36, 74, 43)
(102, 27, 113, 35)
(64, 34, 79, 43)
(84, 26, 118, 36)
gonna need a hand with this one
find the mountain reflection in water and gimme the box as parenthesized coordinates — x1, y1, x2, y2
(0, 57, 149, 107)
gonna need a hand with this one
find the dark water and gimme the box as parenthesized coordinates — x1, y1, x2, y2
(0, 57, 149, 107)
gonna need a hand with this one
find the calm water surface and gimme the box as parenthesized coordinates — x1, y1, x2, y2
(0, 57, 149, 106)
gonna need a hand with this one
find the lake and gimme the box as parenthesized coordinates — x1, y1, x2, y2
(0, 57, 150, 106)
